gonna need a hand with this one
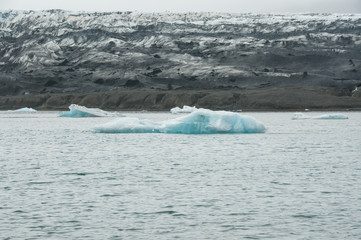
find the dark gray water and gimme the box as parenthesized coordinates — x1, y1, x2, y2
(1, 111, 361, 239)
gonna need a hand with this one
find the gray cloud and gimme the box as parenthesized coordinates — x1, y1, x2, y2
(0, 0, 360, 13)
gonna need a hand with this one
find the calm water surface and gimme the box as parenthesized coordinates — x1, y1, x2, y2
(0, 111, 360, 239)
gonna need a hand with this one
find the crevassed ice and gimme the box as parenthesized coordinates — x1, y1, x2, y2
(292, 112, 348, 120)
(58, 104, 122, 117)
(7, 107, 37, 113)
(170, 105, 199, 114)
(94, 109, 266, 134)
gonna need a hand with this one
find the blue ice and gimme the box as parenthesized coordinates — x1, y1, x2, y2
(59, 104, 122, 117)
(8, 107, 37, 113)
(94, 109, 266, 134)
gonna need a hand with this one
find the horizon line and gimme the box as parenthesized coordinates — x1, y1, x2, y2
(1, 9, 360, 15)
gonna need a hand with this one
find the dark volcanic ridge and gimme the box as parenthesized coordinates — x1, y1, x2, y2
(2, 88, 361, 111)
(0, 10, 361, 110)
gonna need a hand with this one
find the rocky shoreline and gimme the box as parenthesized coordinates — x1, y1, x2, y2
(1, 87, 360, 111)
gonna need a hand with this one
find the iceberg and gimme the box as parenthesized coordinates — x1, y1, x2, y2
(292, 112, 311, 120)
(94, 109, 266, 134)
(58, 104, 122, 117)
(8, 107, 37, 113)
(170, 105, 199, 114)
(292, 112, 348, 120)
(312, 114, 349, 120)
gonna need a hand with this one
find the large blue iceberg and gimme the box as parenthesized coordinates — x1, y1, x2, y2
(94, 109, 266, 134)
(59, 104, 122, 117)
(292, 112, 348, 120)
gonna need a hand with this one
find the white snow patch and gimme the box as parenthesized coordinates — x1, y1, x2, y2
(170, 105, 199, 114)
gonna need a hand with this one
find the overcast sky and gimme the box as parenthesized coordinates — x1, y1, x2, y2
(0, 0, 360, 13)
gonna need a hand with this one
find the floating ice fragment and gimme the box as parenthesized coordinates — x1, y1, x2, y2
(313, 114, 348, 120)
(95, 109, 266, 134)
(8, 107, 37, 113)
(162, 110, 266, 134)
(170, 105, 199, 114)
(292, 112, 311, 120)
(58, 104, 122, 117)
(292, 112, 348, 120)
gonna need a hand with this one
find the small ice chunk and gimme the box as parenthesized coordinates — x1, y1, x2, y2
(8, 107, 37, 113)
(313, 114, 348, 120)
(292, 112, 348, 120)
(292, 112, 311, 120)
(95, 109, 266, 134)
(58, 104, 122, 117)
(170, 105, 199, 114)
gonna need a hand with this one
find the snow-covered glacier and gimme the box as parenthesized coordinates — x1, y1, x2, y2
(94, 109, 266, 134)
(0, 10, 360, 97)
(59, 104, 122, 117)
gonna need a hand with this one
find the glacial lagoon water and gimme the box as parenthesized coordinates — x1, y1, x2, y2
(1, 111, 361, 239)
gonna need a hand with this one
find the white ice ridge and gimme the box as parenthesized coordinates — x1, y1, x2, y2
(7, 107, 37, 113)
(58, 104, 122, 117)
(94, 109, 266, 134)
(292, 112, 349, 120)
(170, 105, 199, 114)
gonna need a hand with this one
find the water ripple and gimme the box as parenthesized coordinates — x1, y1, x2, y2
(1, 111, 361, 239)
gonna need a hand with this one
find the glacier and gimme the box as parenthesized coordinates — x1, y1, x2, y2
(94, 109, 266, 134)
(170, 105, 199, 114)
(1, 10, 361, 100)
(58, 104, 122, 117)
(8, 107, 37, 113)
(292, 112, 348, 120)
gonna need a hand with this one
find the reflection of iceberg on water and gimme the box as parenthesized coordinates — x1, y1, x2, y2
(170, 105, 199, 114)
(292, 112, 348, 120)
(95, 109, 266, 134)
(8, 107, 37, 113)
(58, 104, 122, 117)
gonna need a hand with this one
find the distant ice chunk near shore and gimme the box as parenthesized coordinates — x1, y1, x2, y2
(170, 105, 199, 114)
(58, 104, 122, 117)
(8, 107, 37, 113)
(292, 112, 348, 120)
(94, 109, 266, 134)
(292, 112, 311, 120)
(313, 114, 349, 120)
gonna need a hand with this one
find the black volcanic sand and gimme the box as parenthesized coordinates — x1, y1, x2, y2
(1, 87, 360, 111)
